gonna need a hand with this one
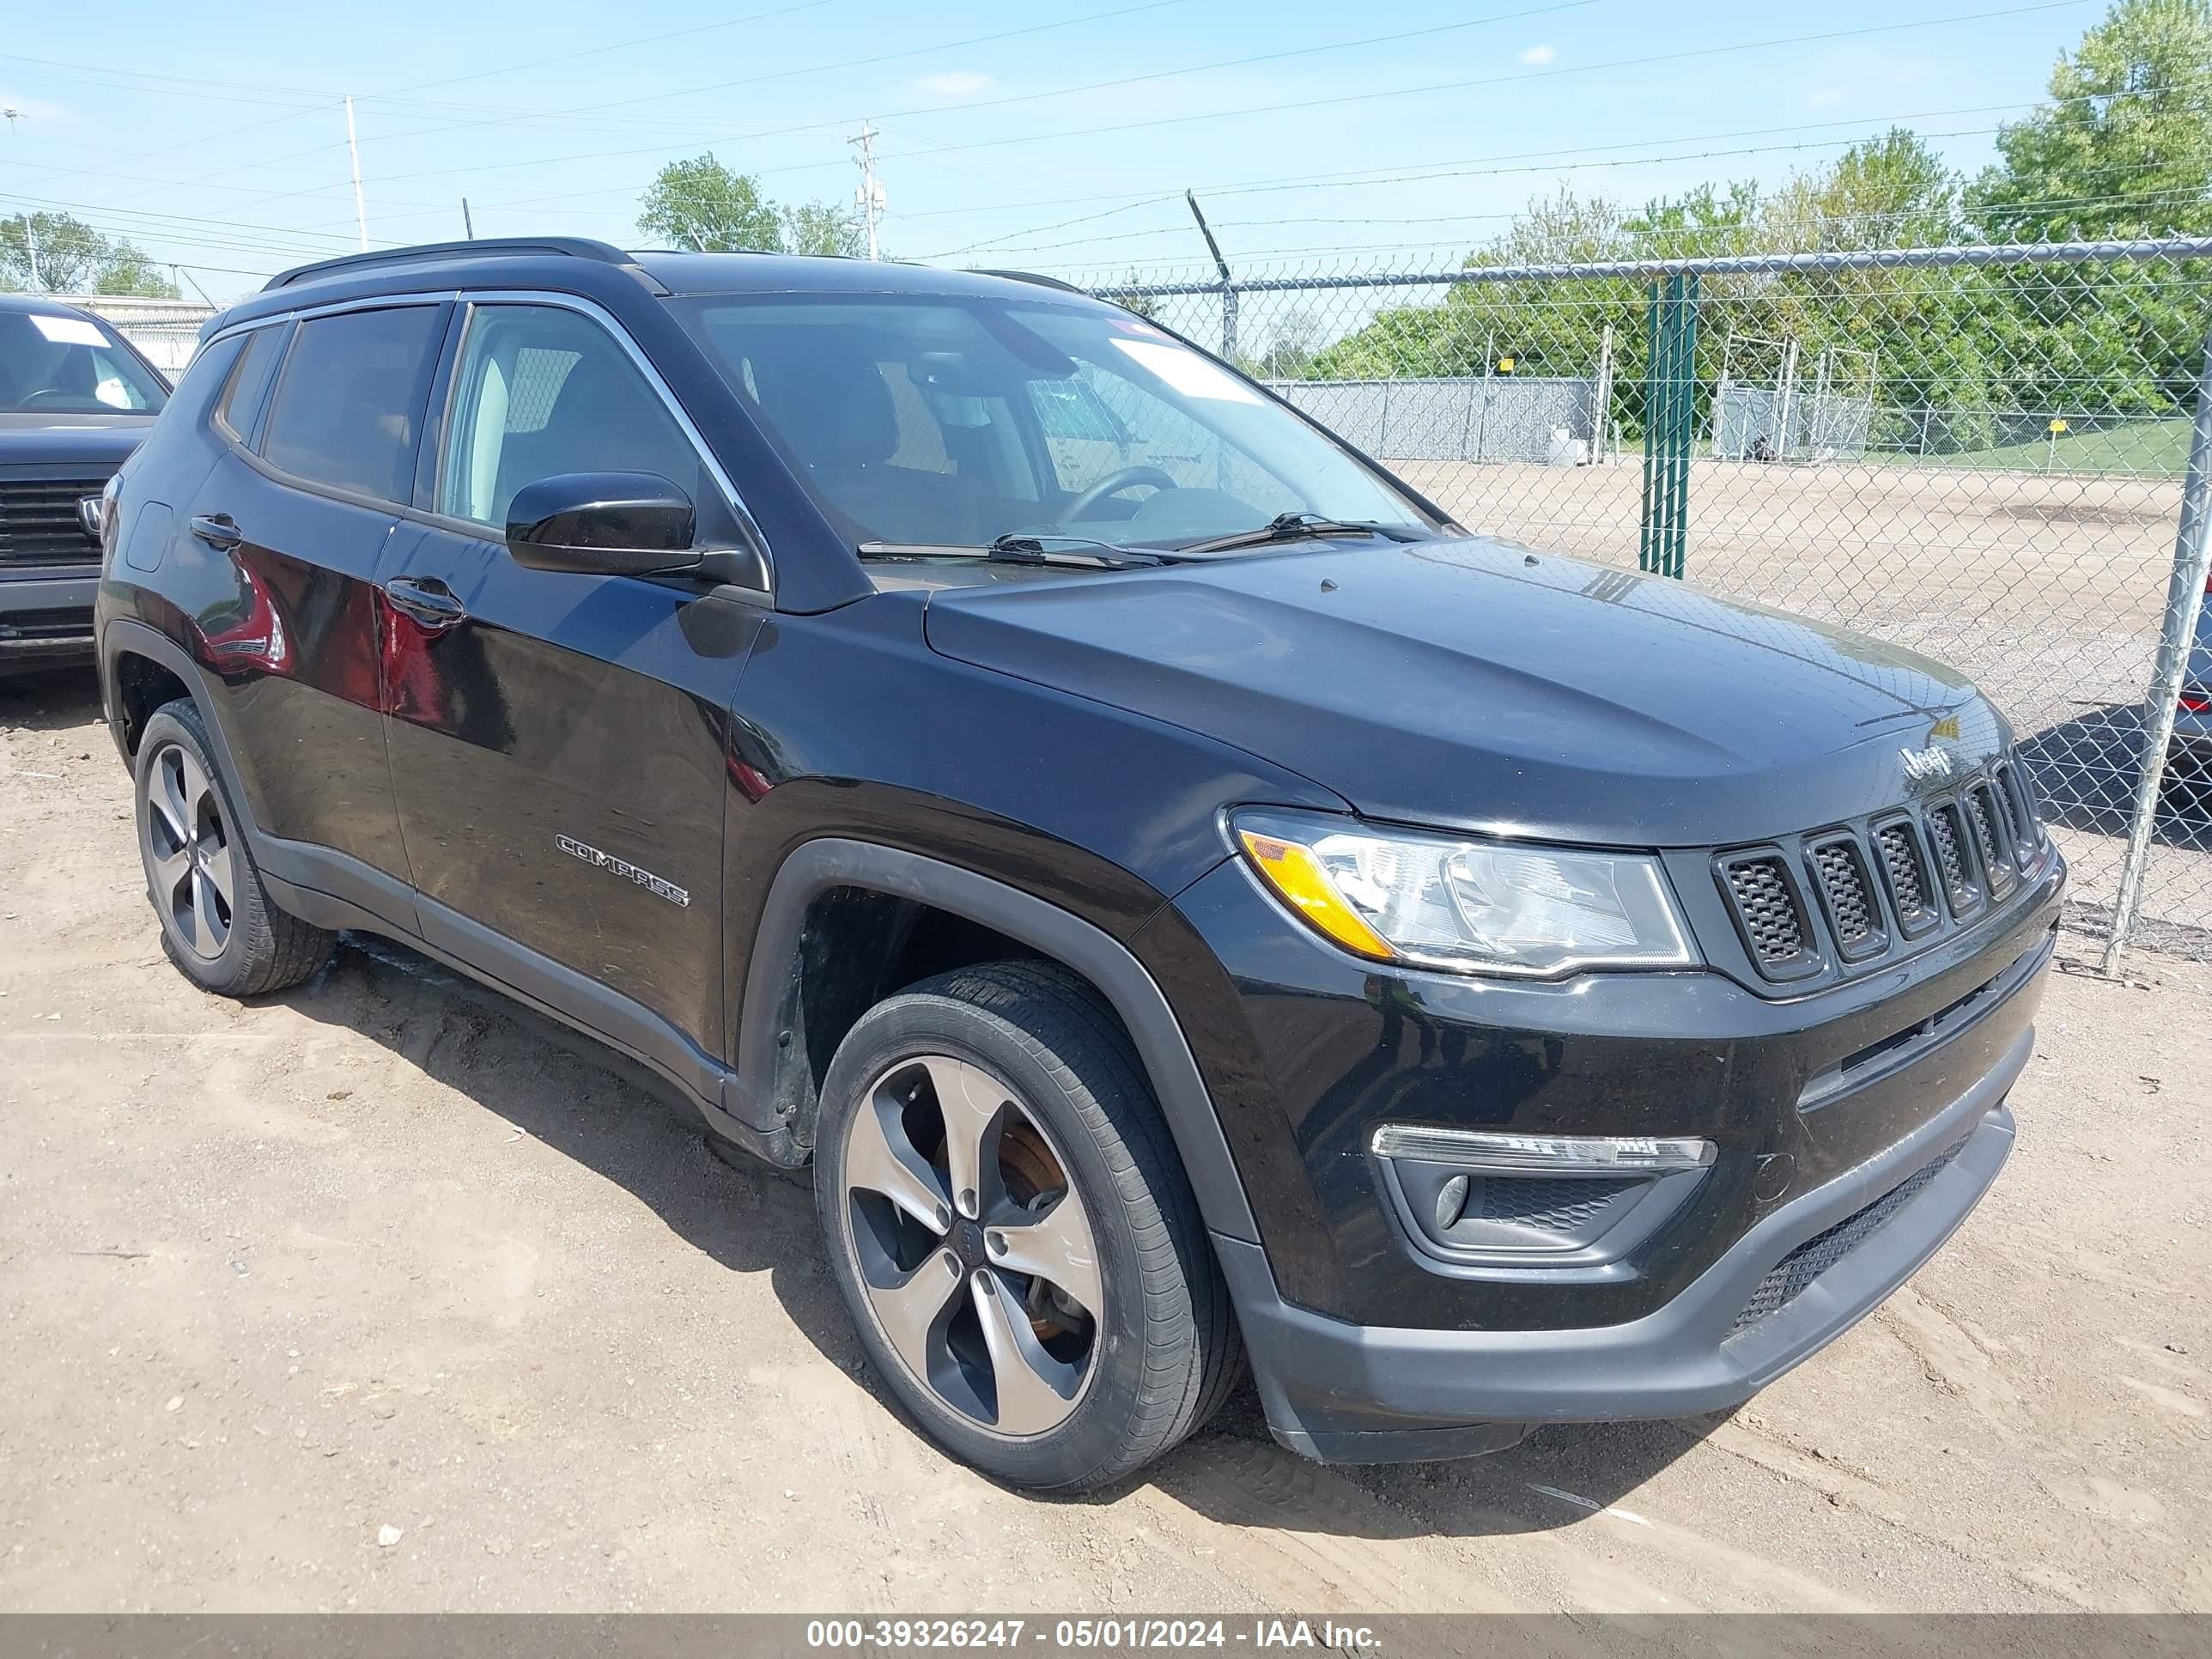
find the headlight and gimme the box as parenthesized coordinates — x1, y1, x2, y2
(1232, 810, 1698, 978)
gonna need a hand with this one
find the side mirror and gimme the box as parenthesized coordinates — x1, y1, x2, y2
(505, 472, 699, 577)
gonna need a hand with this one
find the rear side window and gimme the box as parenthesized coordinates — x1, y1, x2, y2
(213, 325, 285, 441)
(261, 306, 443, 503)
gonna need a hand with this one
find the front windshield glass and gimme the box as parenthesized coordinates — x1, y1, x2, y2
(676, 294, 1426, 551)
(0, 309, 168, 416)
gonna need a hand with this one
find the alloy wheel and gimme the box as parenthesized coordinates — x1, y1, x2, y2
(841, 1053, 1103, 1438)
(143, 742, 235, 961)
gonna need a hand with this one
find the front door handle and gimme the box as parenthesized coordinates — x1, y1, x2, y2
(189, 513, 243, 550)
(382, 574, 467, 628)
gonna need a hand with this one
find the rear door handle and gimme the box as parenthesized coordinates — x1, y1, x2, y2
(382, 574, 468, 628)
(189, 513, 242, 550)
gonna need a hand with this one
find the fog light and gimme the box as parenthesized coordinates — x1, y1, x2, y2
(1370, 1124, 1715, 1173)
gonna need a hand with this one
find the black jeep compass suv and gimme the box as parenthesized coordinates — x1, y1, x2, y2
(95, 238, 2063, 1492)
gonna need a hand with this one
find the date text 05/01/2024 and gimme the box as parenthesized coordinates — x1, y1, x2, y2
(804, 1619, 1382, 1650)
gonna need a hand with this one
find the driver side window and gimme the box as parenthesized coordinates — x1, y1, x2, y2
(438, 304, 706, 530)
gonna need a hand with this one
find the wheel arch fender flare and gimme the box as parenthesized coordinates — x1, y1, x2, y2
(100, 619, 268, 841)
(735, 838, 1260, 1245)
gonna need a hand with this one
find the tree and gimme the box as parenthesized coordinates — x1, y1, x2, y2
(637, 154, 868, 256)
(1966, 0, 2212, 419)
(780, 200, 867, 258)
(0, 212, 180, 297)
(1767, 129, 1961, 250)
(1972, 0, 2212, 240)
(1249, 308, 1321, 379)
(1104, 270, 1160, 320)
(1304, 153, 1994, 445)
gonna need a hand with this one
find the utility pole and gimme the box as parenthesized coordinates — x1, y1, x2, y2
(23, 216, 43, 290)
(851, 122, 884, 260)
(344, 95, 368, 251)
(462, 198, 476, 240)
(1184, 190, 1236, 362)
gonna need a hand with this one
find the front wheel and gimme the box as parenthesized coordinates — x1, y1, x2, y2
(813, 960, 1242, 1492)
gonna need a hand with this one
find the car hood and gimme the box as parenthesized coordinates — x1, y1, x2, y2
(0, 413, 154, 468)
(921, 536, 2011, 848)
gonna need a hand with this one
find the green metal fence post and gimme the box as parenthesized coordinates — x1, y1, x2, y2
(1639, 278, 1662, 573)
(1660, 274, 1684, 579)
(1668, 274, 1700, 579)
(1638, 273, 1701, 579)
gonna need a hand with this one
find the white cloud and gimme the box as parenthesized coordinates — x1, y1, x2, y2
(915, 70, 992, 97)
(1806, 86, 1847, 108)
(1517, 45, 1556, 66)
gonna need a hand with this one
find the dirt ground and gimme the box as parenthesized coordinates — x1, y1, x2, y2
(2, 665, 2209, 1617)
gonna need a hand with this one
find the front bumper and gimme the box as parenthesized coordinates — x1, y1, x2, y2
(1142, 835, 2061, 1464)
(0, 570, 99, 672)
(1220, 1058, 2018, 1462)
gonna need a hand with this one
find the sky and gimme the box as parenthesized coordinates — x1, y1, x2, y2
(0, 0, 2120, 303)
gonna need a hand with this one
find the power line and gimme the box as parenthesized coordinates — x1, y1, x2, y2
(325, 72, 2212, 239)
(240, 0, 1597, 210)
(901, 81, 2212, 261)
(0, 1, 848, 221)
(0, 192, 368, 252)
(302, 0, 2103, 233)
(122, 0, 1193, 224)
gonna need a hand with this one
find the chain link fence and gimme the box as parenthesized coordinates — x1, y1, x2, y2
(1080, 238, 2212, 963)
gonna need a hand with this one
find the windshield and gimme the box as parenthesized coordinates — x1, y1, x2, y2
(675, 293, 1427, 552)
(0, 309, 168, 416)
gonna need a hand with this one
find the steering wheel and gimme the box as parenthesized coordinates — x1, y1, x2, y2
(1063, 465, 1179, 522)
(17, 388, 85, 409)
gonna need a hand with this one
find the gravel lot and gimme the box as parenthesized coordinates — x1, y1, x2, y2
(2, 665, 2208, 1616)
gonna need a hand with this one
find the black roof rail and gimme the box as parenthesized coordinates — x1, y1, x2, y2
(262, 237, 651, 293)
(972, 269, 1088, 295)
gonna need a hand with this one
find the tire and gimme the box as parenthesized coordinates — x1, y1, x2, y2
(133, 697, 334, 997)
(813, 959, 1243, 1492)
(2160, 750, 2209, 820)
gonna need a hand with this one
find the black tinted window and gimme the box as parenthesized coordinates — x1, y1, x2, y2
(436, 304, 705, 528)
(262, 306, 441, 502)
(214, 325, 285, 441)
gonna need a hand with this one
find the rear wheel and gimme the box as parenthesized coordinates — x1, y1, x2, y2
(133, 699, 333, 997)
(813, 960, 1242, 1492)
(2161, 746, 2210, 820)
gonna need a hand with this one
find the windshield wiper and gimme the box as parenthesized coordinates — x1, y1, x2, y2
(858, 534, 1171, 569)
(1174, 512, 1422, 556)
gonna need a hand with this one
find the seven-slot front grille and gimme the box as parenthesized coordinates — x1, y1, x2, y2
(1995, 762, 2041, 860)
(0, 475, 109, 567)
(1810, 837, 1880, 956)
(1724, 856, 1808, 966)
(1966, 784, 2016, 898)
(1925, 801, 1980, 914)
(1875, 821, 1938, 933)
(1717, 757, 2045, 981)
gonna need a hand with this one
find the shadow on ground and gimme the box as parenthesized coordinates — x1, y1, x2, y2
(2019, 701, 2212, 848)
(0, 665, 104, 732)
(277, 936, 1711, 1542)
